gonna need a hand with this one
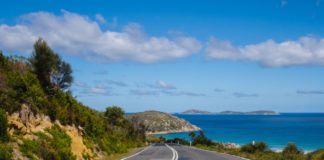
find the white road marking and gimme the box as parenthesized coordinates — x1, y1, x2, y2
(120, 145, 152, 160)
(165, 144, 178, 160)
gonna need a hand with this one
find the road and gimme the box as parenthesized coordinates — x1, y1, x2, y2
(121, 143, 248, 160)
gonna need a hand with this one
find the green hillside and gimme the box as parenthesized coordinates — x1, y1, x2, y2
(0, 39, 145, 159)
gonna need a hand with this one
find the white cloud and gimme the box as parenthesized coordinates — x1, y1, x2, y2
(206, 36, 324, 67)
(95, 14, 107, 24)
(155, 80, 176, 90)
(0, 10, 201, 63)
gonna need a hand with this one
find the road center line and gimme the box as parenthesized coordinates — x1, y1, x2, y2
(165, 144, 178, 160)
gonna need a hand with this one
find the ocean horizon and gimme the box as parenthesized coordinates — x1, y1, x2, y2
(156, 113, 324, 152)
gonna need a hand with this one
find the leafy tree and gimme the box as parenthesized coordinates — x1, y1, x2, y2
(283, 143, 302, 155)
(104, 106, 125, 126)
(190, 131, 214, 146)
(30, 38, 73, 94)
(189, 132, 196, 140)
(241, 141, 268, 153)
(0, 108, 8, 142)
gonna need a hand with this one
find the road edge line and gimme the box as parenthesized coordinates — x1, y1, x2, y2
(120, 145, 152, 160)
(186, 145, 250, 160)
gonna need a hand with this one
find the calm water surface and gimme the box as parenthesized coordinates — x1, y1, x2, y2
(156, 113, 324, 151)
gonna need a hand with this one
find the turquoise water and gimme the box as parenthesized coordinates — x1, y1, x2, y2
(156, 113, 324, 151)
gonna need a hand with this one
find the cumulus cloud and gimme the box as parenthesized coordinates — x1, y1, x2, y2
(95, 14, 107, 24)
(297, 90, 324, 95)
(206, 36, 324, 67)
(233, 92, 258, 98)
(0, 10, 201, 63)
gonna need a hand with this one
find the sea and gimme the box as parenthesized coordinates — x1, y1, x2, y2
(155, 113, 324, 152)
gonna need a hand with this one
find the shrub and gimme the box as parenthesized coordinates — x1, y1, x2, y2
(190, 131, 214, 146)
(241, 141, 268, 153)
(0, 108, 8, 141)
(20, 125, 76, 160)
(0, 142, 12, 160)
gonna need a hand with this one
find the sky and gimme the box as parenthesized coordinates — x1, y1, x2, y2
(1, 0, 324, 112)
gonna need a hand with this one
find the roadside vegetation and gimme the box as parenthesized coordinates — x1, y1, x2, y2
(150, 131, 324, 160)
(0, 39, 146, 159)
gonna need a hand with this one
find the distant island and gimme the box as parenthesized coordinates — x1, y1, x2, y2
(127, 110, 201, 134)
(182, 109, 213, 114)
(180, 109, 279, 115)
(219, 110, 279, 115)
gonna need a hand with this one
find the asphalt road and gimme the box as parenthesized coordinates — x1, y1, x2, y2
(121, 143, 248, 160)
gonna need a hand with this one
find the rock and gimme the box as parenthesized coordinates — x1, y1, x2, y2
(7, 104, 95, 160)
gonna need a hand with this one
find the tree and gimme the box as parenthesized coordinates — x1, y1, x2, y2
(30, 38, 73, 94)
(0, 108, 8, 141)
(189, 132, 196, 140)
(283, 143, 302, 155)
(241, 141, 268, 153)
(104, 106, 125, 126)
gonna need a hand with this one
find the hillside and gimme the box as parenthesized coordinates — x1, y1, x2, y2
(127, 111, 200, 134)
(0, 39, 145, 160)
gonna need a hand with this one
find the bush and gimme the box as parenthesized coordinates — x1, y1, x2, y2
(166, 138, 190, 145)
(241, 141, 268, 153)
(20, 125, 76, 160)
(0, 142, 12, 160)
(190, 131, 214, 146)
(0, 108, 8, 142)
(283, 143, 302, 155)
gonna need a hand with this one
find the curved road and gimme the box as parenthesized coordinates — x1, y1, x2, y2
(121, 143, 248, 160)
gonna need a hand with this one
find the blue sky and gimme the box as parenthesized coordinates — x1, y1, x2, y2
(1, 0, 324, 112)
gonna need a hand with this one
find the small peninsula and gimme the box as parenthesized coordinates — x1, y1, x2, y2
(127, 111, 201, 134)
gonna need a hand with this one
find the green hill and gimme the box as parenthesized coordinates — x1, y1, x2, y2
(0, 39, 145, 160)
(128, 111, 200, 134)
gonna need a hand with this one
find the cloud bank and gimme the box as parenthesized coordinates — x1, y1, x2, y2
(2, 10, 324, 67)
(206, 37, 324, 67)
(0, 10, 201, 63)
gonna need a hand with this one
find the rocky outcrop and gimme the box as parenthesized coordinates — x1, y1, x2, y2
(7, 104, 94, 160)
(128, 111, 200, 134)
